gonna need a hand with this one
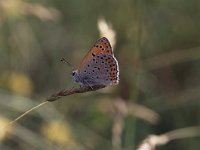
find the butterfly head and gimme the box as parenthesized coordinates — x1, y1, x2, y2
(71, 70, 81, 84)
(71, 70, 77, 77)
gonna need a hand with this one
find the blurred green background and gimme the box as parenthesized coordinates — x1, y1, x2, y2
(0, 0, 200, 150)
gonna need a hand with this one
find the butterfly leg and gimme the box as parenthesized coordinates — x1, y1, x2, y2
(83, 80, 93, 90)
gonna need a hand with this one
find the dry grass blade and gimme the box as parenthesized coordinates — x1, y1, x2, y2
(143, 46, 200, 70)
(137, 126, 200, 150)
(47, 85, 106, 101)
(1, 85, 106, 130)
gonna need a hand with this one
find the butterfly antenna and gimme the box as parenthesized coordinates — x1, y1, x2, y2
(60, 57, 74, 70)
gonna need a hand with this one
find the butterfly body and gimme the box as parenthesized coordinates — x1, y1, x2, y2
(72, 37, 119, 87)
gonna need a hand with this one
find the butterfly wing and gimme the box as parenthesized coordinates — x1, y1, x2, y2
(75, 37, 119, 86)
(78, 53, 119, 86)
(77, 37, 113, 73)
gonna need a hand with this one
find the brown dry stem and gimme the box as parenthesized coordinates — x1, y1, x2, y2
(47, 85, 106, 102)
(1, 85, 106, 130)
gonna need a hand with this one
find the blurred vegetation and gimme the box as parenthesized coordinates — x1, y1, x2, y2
(0, 0, 200, 150)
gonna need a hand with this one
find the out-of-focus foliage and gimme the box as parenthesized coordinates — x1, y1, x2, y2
(0, 0, 199, 150)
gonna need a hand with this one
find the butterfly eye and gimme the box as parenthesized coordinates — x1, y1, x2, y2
(72, 71, 76, 76)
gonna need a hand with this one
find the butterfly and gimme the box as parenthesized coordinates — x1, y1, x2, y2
(72, 37, 119, 87)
